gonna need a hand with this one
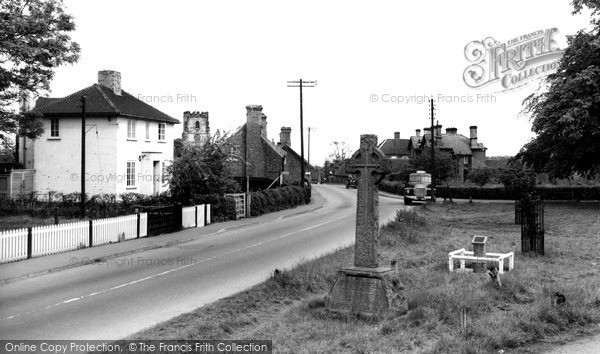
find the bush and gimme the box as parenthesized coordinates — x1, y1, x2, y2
(250, 186, 306, 216)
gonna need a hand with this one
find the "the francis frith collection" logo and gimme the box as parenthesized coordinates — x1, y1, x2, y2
(463, 28, 564, 91)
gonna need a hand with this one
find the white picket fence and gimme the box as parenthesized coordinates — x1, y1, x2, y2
(32, 221, 89, 258)
(0, 204, 210, 264)
(182, 206, 197, 229)
(196, 205, 206, 227)
(182, 204, 210, 229)
(92, 214, 139, 246)
(0, 228, 28, 263)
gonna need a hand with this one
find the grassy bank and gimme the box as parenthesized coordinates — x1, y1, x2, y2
(131, 202, 600, 353)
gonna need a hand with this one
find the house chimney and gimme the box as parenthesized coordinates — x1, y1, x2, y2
(415, 129, 421, 138)
(280, 126, 292, 146)
(261, 114, 267, 139)
(446, 127, 458, 135)
(470, 125, 478, 148)
(435, 124, 442, 145)
(19, 90, 36, 113)
(394, 132, 400, 140)
(98, 70, 122, 95)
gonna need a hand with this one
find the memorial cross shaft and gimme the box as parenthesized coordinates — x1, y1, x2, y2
(347, 134, 388, 268)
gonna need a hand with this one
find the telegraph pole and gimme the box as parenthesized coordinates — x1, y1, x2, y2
(429, 98, 436, 202)
(286, 79, 316, 185)
(80, 96, 86, 218)
(306, 126, 317, 166)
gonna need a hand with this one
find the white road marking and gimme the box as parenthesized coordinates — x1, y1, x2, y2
(1, 213, 351, 322)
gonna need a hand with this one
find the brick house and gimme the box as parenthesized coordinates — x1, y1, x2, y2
(276, 126, 313, 185)
(225, 105, 286, 190)
(17, 70, 179, 197)
(408, 125, 487, 182)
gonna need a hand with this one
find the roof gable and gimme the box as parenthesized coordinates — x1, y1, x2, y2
(33, 84, 179, 124)
(379, 138, 410, 156)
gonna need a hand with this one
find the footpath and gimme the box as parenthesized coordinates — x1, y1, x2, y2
(0, 191, 327, 285)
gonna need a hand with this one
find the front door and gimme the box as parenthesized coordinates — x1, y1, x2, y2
(153, 161, 160, 195)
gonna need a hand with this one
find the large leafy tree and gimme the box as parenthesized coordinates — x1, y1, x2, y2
(519, 1, 600, 178)
(167, 132, 241, 204)
(0, 0, 80, 140)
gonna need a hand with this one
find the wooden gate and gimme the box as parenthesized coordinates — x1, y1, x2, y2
(226, 193, 246, 219)
(145, 205, 182, 236)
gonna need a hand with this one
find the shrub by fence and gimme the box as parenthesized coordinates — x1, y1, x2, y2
(250, 186, 306, 217)
(377, 181, 600, 201)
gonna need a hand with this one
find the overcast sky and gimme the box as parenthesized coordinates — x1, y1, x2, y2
(46, 0, 593, 166)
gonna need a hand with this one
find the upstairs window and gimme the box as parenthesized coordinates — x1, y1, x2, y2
(50, 118, 60, 137)
(145, 121, 150, 140)
(127, 119, 136, 139)
(158, 123, 166, 141)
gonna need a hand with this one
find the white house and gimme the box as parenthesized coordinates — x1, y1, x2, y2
(19, 70, 179, 197)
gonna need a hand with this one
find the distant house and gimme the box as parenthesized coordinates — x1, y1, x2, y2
(378, 131, 411, 172)
(17, 70, 179, 197)
(408, 125, 487, 182)
(276, 126, 313, 185)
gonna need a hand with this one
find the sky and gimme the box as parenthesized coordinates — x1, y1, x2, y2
(43, 0, 594, 166)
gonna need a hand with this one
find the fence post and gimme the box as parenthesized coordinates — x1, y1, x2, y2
(88, 220, 93, 248)
(136, 213, 141, 239)
(204, 204, 208, 225)
(27, 227, 32, 259)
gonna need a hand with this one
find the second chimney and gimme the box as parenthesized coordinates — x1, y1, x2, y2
(98, 70, 122, 95)
(470, 125, 478, 147)
(280, 127, 292, 146)
(394, 132, 400, 140)
(415, 129, 421, 138)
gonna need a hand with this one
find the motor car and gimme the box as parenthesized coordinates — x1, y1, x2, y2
(346, 175, 357, 189)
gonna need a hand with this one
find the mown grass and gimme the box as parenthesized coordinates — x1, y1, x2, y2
(131, 202, 600, 353)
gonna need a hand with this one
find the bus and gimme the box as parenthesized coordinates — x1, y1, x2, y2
(404, 170, 433, 205)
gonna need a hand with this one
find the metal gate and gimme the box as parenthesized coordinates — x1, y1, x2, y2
(520, 199, 544, 255)
(226, 193, 246, 219)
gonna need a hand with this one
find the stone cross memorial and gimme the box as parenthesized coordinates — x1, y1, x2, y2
(328, 134, 394, 317)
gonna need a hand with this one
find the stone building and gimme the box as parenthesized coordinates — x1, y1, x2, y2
(408, 124, 487, 182)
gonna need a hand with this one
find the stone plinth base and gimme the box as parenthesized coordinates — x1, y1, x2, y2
(327, 266, 393, 317)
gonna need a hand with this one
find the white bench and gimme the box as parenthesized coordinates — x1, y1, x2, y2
(448, 248, 514, 274)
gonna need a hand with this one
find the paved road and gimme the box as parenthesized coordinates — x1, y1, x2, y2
(0, 184, 403, 340)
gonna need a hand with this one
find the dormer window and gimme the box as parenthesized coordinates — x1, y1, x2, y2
(195, 121, 200, 130)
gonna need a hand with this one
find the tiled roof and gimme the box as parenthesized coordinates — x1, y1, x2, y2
(408, 133, 486, 155)
(264, 137, 286, 158)
(33, 84, 179, 124)
(378, 138, 410, 156)
(439, 134, 473, 155)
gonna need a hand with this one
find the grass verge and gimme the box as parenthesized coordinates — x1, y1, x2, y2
(130, 202, 600, 353)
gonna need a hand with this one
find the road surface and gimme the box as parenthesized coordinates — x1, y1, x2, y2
(0, 184, 403, 340)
